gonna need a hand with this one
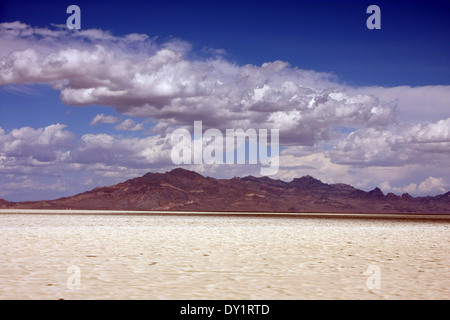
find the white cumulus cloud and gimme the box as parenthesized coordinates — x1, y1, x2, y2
(90, 113, 119, 126)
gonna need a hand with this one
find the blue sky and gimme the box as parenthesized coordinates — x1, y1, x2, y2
(2, 0, 449, 86)
(0, 0, 449, 201)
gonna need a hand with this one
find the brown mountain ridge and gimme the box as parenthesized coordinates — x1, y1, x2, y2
(1, 168, 449, 214)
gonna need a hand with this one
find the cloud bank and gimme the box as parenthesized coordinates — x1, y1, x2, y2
(0, 22, 449, 200)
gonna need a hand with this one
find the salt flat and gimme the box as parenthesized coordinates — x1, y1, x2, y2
(0, 213, 448, 299)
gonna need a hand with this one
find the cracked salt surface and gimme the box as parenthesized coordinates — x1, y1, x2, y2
(0, 213, 448, 299)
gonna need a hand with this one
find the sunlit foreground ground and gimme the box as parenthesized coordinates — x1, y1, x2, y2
(0, 210, 449, 299)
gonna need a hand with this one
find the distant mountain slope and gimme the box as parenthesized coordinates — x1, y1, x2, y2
(0, 198, 10, 207)
(1, 168, 449, 214)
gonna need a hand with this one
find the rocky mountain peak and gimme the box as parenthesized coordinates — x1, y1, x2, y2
(290, 175, 328, 189)
(167, 168, 205, 180)
(368, 187, 385, 198)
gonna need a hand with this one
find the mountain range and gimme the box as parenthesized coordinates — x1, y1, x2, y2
(1, 168, 449, 214)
